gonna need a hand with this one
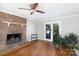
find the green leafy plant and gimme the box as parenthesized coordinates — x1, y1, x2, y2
(53, 33, 79, 50)
(63, 33, 78, 46)
(53, 36, 64, 46)
(69, 45, 79, 50)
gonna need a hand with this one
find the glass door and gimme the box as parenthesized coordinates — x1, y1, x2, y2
(44, 21, 60, 42)
(53, 23, 59, 42)
(46, 24, 51, 39)
(45, 23, 53, 41)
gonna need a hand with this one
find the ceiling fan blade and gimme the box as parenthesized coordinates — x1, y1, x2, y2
(36, 10, 45, 14)
(18, 8, 31, 10)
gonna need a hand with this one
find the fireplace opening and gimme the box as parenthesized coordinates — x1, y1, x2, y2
(6, 33, 21, 44)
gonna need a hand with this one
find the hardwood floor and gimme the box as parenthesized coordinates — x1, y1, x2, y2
(2, 40, 76, 56)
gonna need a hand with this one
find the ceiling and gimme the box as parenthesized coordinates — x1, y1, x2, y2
(1, 3, 79, 21)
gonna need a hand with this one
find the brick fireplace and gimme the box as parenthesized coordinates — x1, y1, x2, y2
(6, 33, 21, 44)
(0, 12, 27, 54)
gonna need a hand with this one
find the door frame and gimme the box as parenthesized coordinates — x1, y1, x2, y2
(44, 20, 62, 42)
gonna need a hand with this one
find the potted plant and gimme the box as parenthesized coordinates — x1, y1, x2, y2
(53, 33, 79, 50)
(63, 33, 79, 50)
(53, 33, 79, 55)
(53, 35, 64, 48)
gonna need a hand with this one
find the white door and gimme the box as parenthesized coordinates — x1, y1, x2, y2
(44, 21, 61, 42)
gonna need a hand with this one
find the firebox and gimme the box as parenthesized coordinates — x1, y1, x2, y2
(6, 33, 21, 44)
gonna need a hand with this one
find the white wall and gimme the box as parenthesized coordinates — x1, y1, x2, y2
(26, 20, 45, 41)
(26, 20, 37, 41)
(35, 22, 44, 39)
(58, 14, 79, 36)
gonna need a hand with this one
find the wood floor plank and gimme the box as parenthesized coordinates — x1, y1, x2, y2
(1, 40, 76, 56)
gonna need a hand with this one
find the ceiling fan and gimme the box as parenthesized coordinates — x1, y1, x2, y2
(18, 3, 45, 15)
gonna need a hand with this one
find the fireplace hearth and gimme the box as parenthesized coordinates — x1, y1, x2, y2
(6, 33, 21, 44)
